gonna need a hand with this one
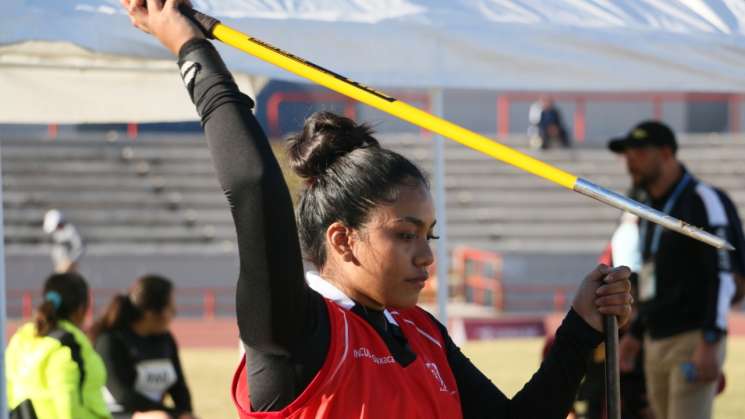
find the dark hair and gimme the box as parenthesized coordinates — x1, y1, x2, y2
(89, 274, 173, 340)
(287, 111, 428, 267)
(35, 272, 89, 336)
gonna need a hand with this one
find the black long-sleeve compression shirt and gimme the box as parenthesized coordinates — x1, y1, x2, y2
(178, 37, 603, 419)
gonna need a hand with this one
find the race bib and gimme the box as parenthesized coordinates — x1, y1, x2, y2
(134, 359, 177, 402)
(639, 262, 656, 301)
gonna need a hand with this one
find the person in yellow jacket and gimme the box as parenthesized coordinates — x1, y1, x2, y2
(6, 272, 111, 419)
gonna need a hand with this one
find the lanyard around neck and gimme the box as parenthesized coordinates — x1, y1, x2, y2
(640, 172, 692, 257)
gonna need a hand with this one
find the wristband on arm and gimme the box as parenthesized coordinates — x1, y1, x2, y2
(177, 38, 232, 101)
(176, 38, 255, 120)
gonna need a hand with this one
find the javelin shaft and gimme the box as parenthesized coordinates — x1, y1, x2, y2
(180, 8, 734, 251)
(213, 25, 578, 189)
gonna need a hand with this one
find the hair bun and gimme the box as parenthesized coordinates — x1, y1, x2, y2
(287, 111, 379, 181)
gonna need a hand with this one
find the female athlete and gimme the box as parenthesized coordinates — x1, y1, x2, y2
(123, 2, 633, 418)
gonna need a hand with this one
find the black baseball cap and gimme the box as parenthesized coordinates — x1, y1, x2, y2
(607, 121, 677, 154)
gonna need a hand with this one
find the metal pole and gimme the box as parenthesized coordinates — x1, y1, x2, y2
(0, 145, 8, 419)
(431, 88, 449, 325)
(604, 315, 621, 419)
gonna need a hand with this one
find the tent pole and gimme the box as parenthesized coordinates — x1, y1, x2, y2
(1, 144, 8, 419)
(431, 88, 449, 325)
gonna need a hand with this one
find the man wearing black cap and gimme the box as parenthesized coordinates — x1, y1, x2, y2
(610, 121, 745, 419)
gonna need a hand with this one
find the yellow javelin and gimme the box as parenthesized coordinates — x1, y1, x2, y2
(182, 7, 733, 251)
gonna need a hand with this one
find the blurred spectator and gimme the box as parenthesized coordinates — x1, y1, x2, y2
(529, 96, 570, 149)
(43, 209, 85, 273)
(609, 121, 745, 419)
(527, 98, 543, 140)
(5, 272, 111, 419)
(90, 275, 196, 419)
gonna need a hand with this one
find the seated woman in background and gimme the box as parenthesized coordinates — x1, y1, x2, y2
(5, 272, 110, 419)
(90, 275, 196, 419)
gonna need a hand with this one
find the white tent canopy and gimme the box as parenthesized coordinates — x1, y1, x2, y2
(0, 41, 262, 123)
(2, 0, 745, 123)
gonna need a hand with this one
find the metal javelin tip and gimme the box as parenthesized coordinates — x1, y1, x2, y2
(574, 178, 735, 251)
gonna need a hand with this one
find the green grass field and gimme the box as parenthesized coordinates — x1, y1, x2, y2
(182, 338, 745, 418)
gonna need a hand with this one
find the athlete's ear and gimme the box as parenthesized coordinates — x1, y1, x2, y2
(327, 222, 358, 264)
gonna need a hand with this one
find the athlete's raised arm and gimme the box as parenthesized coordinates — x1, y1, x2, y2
(122, 0, 309, 353)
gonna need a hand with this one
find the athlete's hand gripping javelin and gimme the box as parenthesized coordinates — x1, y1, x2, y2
(122, 0, 202, 55)
(573, 265, 632, 332)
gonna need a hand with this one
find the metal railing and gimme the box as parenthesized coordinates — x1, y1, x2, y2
(497, 92, 743, 142)
(6, 287, 236, 319)
(265, 90, 432, 138)
(7, 281, 575, 319)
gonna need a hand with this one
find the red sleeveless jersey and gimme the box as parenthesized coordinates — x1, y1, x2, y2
(231, 299, 463, 419)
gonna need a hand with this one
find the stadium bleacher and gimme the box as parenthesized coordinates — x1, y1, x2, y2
(2, 135, 234, 251)
(3, 133, 745, 255)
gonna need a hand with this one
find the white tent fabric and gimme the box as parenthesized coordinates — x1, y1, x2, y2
(0, 41, 261, 123)
(3, 1, 745, 96)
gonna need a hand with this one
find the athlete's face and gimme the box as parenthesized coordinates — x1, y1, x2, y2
(349, 182, 437, 309)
